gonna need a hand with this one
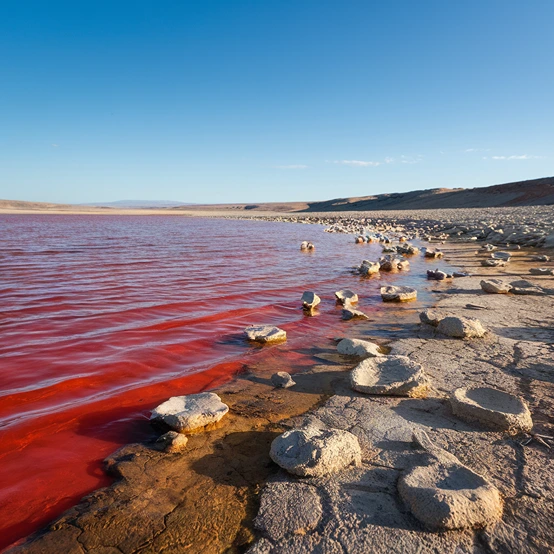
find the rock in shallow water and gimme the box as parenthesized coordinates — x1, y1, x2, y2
(269, 425, 362, 477)
(245, 325, 287, 343)
(342, 307, 369, 320)
(150, 392, 229, 433)
(380, 285, 417, 302)
(350, 355, 427, 397)
(450, 386, 533, 433)
(335, 289, 358, 304)
(301, 291, 320, 310)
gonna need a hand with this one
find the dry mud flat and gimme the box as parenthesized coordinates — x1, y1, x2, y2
(9, 245, 554, 554)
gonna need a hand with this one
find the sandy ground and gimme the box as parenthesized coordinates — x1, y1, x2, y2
(8, 241, 554, 554)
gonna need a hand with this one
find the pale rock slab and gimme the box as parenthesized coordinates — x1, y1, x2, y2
(398, 431, 503, 530)
(380, 285, 417, 302)
(480, 279, 512, 294)
(359, 260, 380, 276)
(270, 425, 362, 477)
(491, 251, 512, 261)
(419, 309, 442, 327)
(253, 482, 322, 541)
(437, 316, 486, 338)
(509, 279, 545, 295)
(337, 338, 382, 358)
(350, 355, 427, 397)
(342, 307, 369, 321)
(481, 259, 506, 267)
(450, 386, 533, 433)
(245, 325, 287, 343)
(335, 289, 358, 304)
(150, 392, 229, 433)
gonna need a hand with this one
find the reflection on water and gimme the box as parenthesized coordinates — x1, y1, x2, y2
(0, 214, 454, 550)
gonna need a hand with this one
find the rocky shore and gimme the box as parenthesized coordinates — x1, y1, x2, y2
(8, 230, 554, 554)
(230, 205, 554, 249)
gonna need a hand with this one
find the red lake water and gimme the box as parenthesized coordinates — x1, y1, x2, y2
(0, 214, 444, 550)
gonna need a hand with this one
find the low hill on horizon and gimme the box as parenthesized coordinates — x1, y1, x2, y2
(2, 176, 553, 213)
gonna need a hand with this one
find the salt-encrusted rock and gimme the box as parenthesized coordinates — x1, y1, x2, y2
(379, 254, 409, 271)
(531, 255, 550, 262)
(300, 241, 315, 250)
(481, 259, 506, 267)
(335, 289, 358, 304)
(271, 371, 296, 389)
(424, 248, 443, 258)
(359, 260, 380, 275)
(351, 355, 427, 397)
(419, 309, 442, 327)
(380, 285, 417, 302)
(399, 433, 503, 530)
(245, 325, 287, 343)
(480, 279, 512, 294)
(337, 338, 382, 358)
(437, 316, 486, 338)
(491, 251, 511, 261)
(482, 244, 496, 251)
(510, 279, 545, 295)
(355, 236, 365, 244)
(154, 431, 189, 453)
(151, 392, 229, 433)
(529, 267, 554, 276)
(397, 243, 419, 255)
(453, 271, 471, 278)
(427, 269, 448, 280)
(450, 386, 533, 433)
(301, 291, 320, 310)
(342, 307, 369, 320)
(253, 482, 323, 541)
(269, 425, 362, 477)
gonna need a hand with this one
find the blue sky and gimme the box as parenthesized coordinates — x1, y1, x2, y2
(1, 1, 552, 204)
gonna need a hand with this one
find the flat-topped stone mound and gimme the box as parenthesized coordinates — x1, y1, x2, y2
(269, 425, 362, 477)
(150, 392, 229, 433)
(379, 254, 410, 271)
(335, 289, 358, 305)
(529, 267, 554, 276)
(398, 431, 503, 530)
(245, 325, 287, 343)
(437, 316, 486, 338)
(342, 307, 369, 320)
(480, 279, 512, 294)
(450, 386, 533, 433)
(359, 259, 380, 275)
(509, 279, 545, 295)
(380, 285, 417, 302)
(491, 251, 511, 261)
(481, 258, 506, 267)
(337, 338, 382, 358)
(424, 248, 443, 258)
(350, 355, 427, 397)
(399, 460, 503, 530)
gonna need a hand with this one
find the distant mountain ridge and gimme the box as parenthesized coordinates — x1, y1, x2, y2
(80, 200, 191, 208)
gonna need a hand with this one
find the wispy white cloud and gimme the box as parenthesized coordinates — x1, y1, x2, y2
(483, 154, 543, 160)
(400, 155, 423, 164)
(333, 159, 381, 167)
(51, 143, 59, 148)
(464, 148, 490, 153)
(273, 164, 308, 169)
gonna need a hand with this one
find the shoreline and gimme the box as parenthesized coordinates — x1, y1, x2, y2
(8, 239, 554, 553)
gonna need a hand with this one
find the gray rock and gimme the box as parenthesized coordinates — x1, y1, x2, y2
(150, 392, 229, 433)
(271, 371, 296, 388)
(419, 309, 441, 327)
(245, 325, 287, 343)
(491, 251, 511, 261)
(350, 355, 427, 397)
(380, 285, 417, 302)
(481, 259, 507, 267)
(269, 425, 362, 477)
(437, 316, 486, 338)
(342, 307, 369, 320)
(399, 435, 503, 530)
(335, 289, 358, 305)
(424, 248, 443, 258)
(450, 386, 533, 433)
(301, 291, 321, 309)
(337, 338, 382, 358)
(529, 267, 554, 276)
(154, 431, 189, 453)
(509, 279, 545, 295)
(359, 260, 380, 275)
(531, 255, 549, 262)
(254, 482, 322, 541)
(427, 269, 448, 280)
(480, 279, 512, 294)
